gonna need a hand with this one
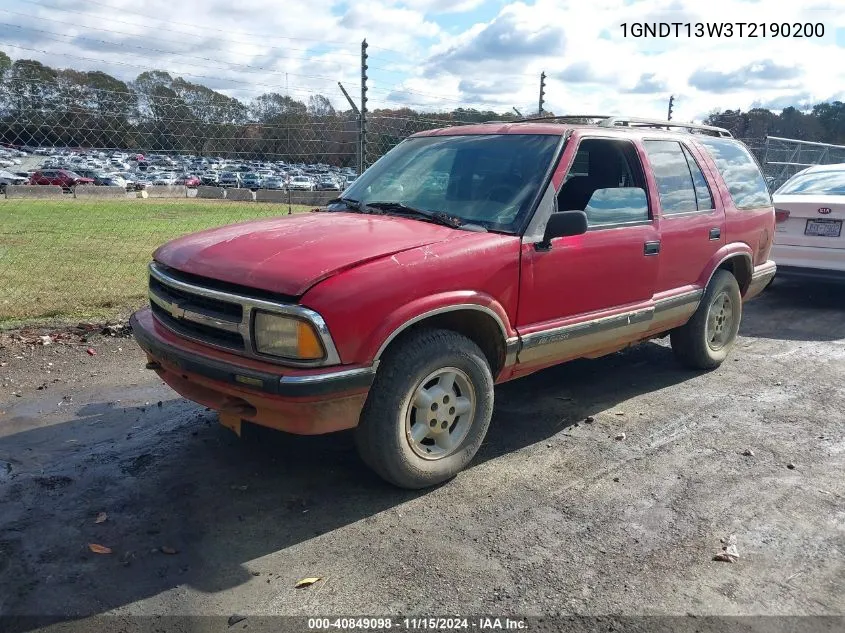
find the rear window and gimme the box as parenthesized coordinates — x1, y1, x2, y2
(698, 137, 771, 209)
(776, 170, 845, 195)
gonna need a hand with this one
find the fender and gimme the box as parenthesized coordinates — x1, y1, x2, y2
(698, 242, 753, 292)
(363, 290, 517, 362)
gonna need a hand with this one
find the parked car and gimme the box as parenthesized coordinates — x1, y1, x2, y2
(0, 169, 28, 192)
(315, 177, 340, 191)
(174, 174, 202, 188)
(218, 171, 241, 188)
(200, 172, 219, 186)
(29, 169, 94, 190)
(771, 163, 845, 281)
(241, 173, 263, 190)
(262, 175, 286, 190)
(288, 175, 314, 191)
(132, 117, 775, 489)
(92, 175, 124, 188)
(151, 173, 177, 186)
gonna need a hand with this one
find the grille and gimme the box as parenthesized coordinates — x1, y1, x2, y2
(148, 266, 247, 353)
(145, 262, 342, 367)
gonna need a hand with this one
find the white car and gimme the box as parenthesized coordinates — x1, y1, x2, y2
(288, 175, 315, 191)
(772, 163, 845, 281)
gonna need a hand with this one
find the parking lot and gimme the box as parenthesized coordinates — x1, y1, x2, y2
(0, 278, 843, 628)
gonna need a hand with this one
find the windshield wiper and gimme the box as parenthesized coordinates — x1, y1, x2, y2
(325, 197, 365, 212)
(364, 201, 473, 230)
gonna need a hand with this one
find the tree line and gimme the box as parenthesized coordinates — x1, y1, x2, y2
(2, 51, 844, 167)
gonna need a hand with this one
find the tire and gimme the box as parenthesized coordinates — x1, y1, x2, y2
(671, 269, 742, 370)
(355, 328, 494, 489)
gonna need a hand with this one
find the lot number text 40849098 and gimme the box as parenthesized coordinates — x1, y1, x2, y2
(307, 617, 528, 630)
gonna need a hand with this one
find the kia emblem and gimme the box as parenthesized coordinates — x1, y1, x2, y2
(818, 207, 832, 214)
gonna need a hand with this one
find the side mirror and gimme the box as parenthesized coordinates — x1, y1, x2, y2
(537, 210, 587, 250)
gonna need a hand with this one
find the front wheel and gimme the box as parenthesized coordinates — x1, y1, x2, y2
(355, 329, 494, 489)
(671, 269, 742, 369)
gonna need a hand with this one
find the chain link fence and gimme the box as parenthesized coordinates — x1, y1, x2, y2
(2, 76, 840, 326)
(0, 78, 474, 325)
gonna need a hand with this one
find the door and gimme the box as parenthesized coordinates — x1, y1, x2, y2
(641, 139, 725, 297)
(516, 136, 660, 370)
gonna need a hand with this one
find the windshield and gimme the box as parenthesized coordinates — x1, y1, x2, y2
(776, 170, 845, 196)
(341, 134, 560, 232)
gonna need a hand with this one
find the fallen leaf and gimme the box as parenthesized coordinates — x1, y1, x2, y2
(160, 546, 178, 555)
(615, 433, 626, 441)
(742, 449, 754, 457)
(86, 348, 96, 356)
(88, 543, 112, 554)
(294, 576, 322, 588)
(95, 512, 108, 524)
(712, 552, 737, 563)
(787, 462, 796, 470)
(228, 614, 247, 627)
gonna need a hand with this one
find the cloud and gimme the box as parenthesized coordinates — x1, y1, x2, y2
(557, 62, 617, 85)
(750, 92, 814, 111)
(689, 60, 801, 93)
(400, 0, 486, 13)
(0, 0, 841, 121)
(623, 73, 667, 94)
(426, 10, 565, 75)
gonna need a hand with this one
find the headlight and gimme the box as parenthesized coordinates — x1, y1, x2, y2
(253, 311, 324, 360)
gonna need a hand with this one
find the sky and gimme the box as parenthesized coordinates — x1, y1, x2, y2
(1, 0, 844, 122)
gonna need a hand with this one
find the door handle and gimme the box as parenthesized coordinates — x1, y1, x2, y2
(644, 241, 661, 256)
(709, 227, 721, 240)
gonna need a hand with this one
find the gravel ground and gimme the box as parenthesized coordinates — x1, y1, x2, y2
(0, 280, 843, 631)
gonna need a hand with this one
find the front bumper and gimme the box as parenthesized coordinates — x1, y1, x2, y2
(131, 308, 375, 435)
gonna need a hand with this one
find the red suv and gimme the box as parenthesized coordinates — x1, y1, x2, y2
(132, 117, 776, 488)
(29, 169, 95, 189)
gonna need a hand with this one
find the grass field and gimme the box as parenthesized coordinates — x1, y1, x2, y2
(0, 198, 311, 326)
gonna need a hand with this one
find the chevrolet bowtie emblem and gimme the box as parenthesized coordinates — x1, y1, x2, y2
(169, 303, 186, 319)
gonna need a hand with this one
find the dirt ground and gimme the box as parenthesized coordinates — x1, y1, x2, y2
(0, 279, 843, 631)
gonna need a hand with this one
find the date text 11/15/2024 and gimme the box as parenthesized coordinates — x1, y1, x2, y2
(307, 617, 528, 630)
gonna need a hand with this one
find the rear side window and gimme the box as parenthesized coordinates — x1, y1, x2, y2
(698, 137, 771, 209)
(682, 145, 714, 210)
(642, 140, 697, 214)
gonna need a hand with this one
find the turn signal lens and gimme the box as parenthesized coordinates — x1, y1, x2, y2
(775, 208, 790, 223)
(296, 320, 323, 360)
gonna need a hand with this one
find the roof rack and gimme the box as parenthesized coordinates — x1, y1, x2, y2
(596, 116, 733, 137)
(489, 114, 733, 138)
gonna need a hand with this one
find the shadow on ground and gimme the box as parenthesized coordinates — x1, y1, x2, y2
(3, 277, 841, 626)
(0, 340, 694, 626)
(741, 277, 845, 342)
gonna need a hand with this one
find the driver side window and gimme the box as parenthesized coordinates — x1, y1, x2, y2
(557, 138, 650, 227)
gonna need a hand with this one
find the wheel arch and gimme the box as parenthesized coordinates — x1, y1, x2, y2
(702, 247, 753, 295)
(373, 303, 516, 379)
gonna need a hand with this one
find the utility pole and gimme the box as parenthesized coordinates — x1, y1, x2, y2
(338, 82, 360, 174)
(513, 106, 523, 118)
(667, 95, 675, 121)
(538, 71, 546, 117)
(360, 39, 368, 175)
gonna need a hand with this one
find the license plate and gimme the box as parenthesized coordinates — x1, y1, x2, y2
(805, 219, 842, 237)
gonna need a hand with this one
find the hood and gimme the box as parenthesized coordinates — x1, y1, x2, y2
(153, 211, 461, 296)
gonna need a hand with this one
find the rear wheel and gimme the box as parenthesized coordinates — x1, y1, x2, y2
(355, 329, 494, 489)
(671, 270, 742, 370)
